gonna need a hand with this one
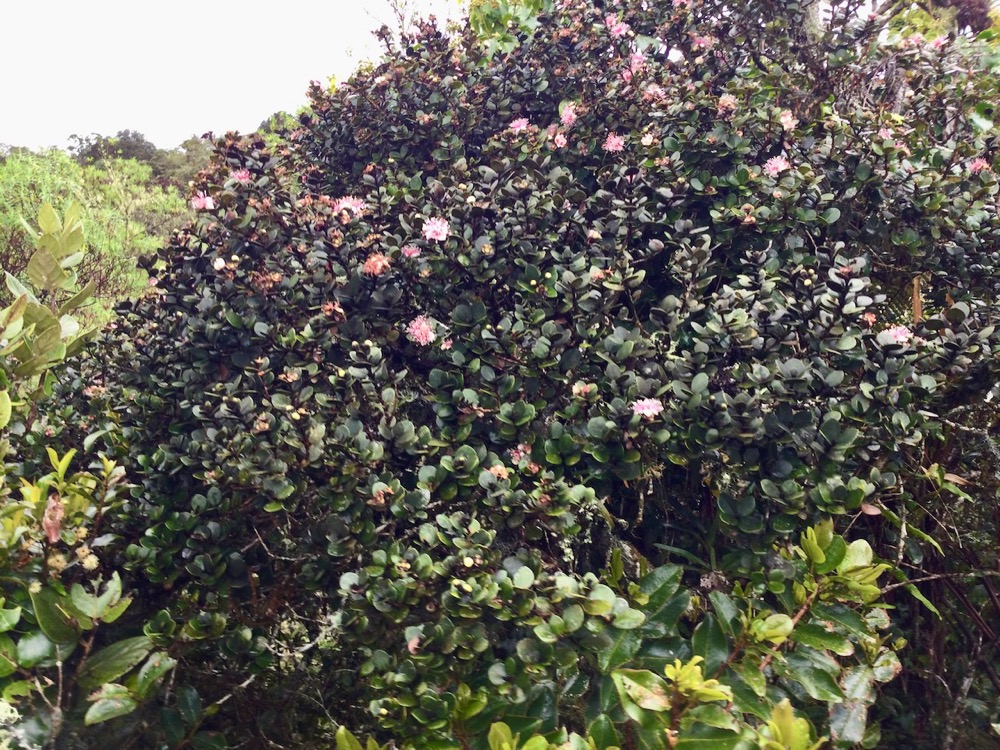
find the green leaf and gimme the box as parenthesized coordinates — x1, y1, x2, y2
(793, 624, 854, 656)
(587, 714, 620, 749)
(26, 247, 71, 292)
(192, 733, 228, 750)
(85, 688, 138, 725)
(0, 634, 17, 678)
(77, 636, 153, 690)
(29, 586, 80, 643)
(691, 614, 728, 675)
(487, 722, 516, 750)
(38, 203, 61, 234)
(612, 669, 672, 711)
(778, 649, 844, 703)
(597, 626, 643, 673)
(675, 724, 751, 749)
(177, 684, 204, 727)
(134, 652, 178, 699)
(5, 273, 38, 305)
(828, 667, 875, 746)
(0, 391, 10, 430)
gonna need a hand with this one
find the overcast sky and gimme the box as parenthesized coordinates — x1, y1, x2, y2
(0, 0, 462, 151)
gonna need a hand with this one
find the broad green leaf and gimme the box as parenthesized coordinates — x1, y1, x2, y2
(708, 592, 740, 638)
(0, 390, 11, 430)
(597, 626, 643, 673)
(793, 624, 854, 656)
(691, 614, 728, 675)
(587, 713, 620, 749)
(37, 203, 60, 234)
(828, 667, 875, 746)
(177, 684, 204, 726)
(0, 634, 17, 678)
(77, 636, 153, 690)
(612, 669, 672, 711)
(26, 247, 71, 292)
(675, 724, 752, 749)
(191, 733, 228, 750)
(134, 652, 178, 699)
(86, 696, 138, 726)
(837, 540, 873, 574)
(29, 586, 80, 643)
(778, 649, 844, 703)
(0, 606, 22, 633)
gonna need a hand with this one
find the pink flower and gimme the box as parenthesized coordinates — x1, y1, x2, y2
(884, 325, 912, 344)
(509, 118, 530, 133)
(553, 133, 568, 149)
(931, 37, 946, 50)
(621, 70, 633, 84)
(423, 217, 449, 242)
(692, 34, 716, 50)
(229, 169, 252, 184)
(362, 253, 391, 276)
(509, 443, 531, 463)
(332, 196, 366, 215)
(643, 84, 666, 102)
(560, 103, 577, 127)
(406, 315, 436, 345)
(717, 94, 738, 116)
(862, 312, 877, 326)
(402, 245, 422, 258)
(969, 158, 991, 175)
(191, 192, 215, 211)
(629, 52, 646, 72)
(878, 128, 893, 140)
(441, 338, 453, 350)
(603, 132, 626, 153)
(763, 156, 791, 177)
(632, 398, 664, 418)
(605, 14, 630, 37)
(673, 0, 689, 7)
(779, 110, 798, 131)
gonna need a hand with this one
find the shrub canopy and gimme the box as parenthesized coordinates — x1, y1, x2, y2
(20, 1, 1000, 747)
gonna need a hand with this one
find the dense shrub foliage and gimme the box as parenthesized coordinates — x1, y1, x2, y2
(4, 1, 1000, 748)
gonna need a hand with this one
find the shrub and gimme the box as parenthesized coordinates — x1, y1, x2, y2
(51, 0, 1000, 747)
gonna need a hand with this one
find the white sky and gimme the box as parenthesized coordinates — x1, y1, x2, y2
(0, 0, 463, 151)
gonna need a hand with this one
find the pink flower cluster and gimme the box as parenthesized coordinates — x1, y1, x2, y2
(229, 169, 252, 184)
(402, 245, 421, 258)
(406, 315, 436, 345)
(763, 156, 791, 177)
(509, 118, 530, 133)
(606, 14, 630, 37)
(603, 132, 626, 153)
(643, 83, 666, 103)
(717, 94, 738, 116)
(884, 325, 912, 344)
(191, 192, 215, 211)
(779, 110, 798, 132)
(560, 103, 577, 127)
(423, 217, 449, 242)
(332, 196, 366, 215)
(969, 158, 991, 175)
(509, 443, 532, 463)
(362, 253, 391, 276)
(632, 398, 664, 419)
